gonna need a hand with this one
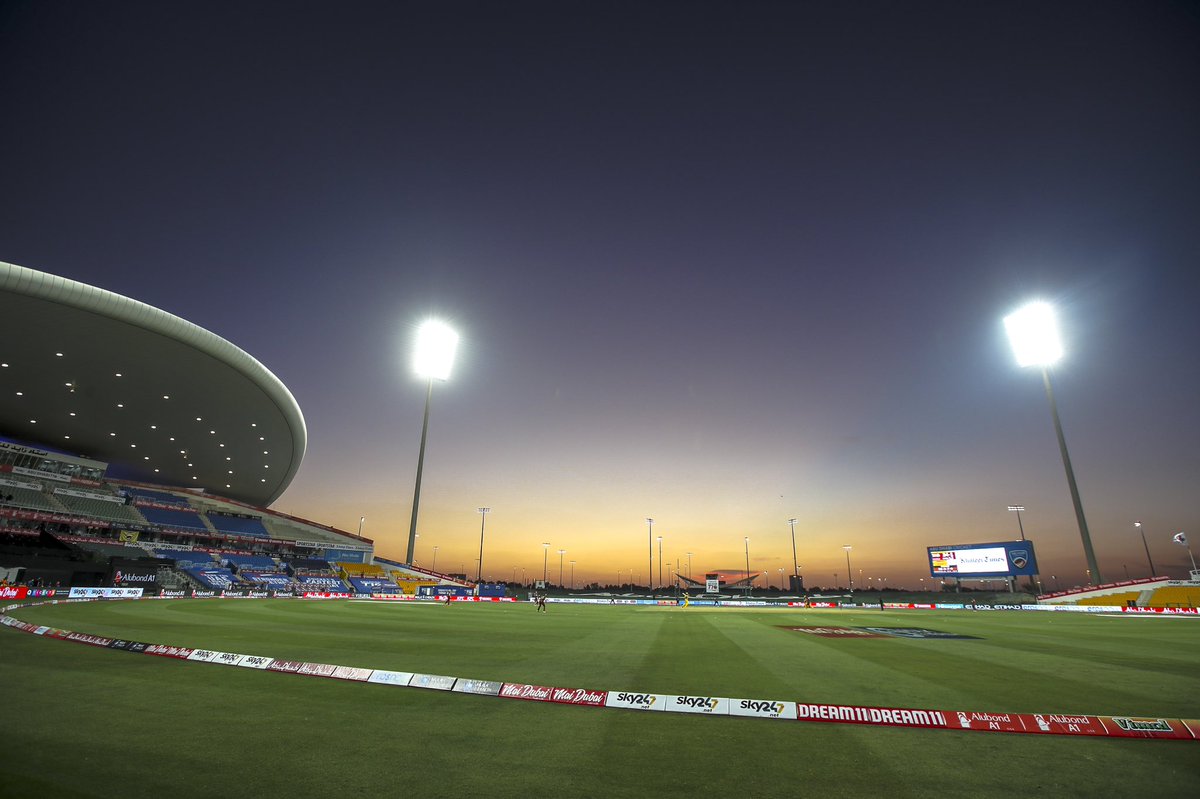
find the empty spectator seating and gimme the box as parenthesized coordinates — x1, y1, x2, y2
(337, 561, 384, 578)
(1146, 586, 1200, 608)
(295, 575, 348, 592)
(125, 487, 191, 506)
(155, 549, 217, 568)
(139, 506, 209, 531)
(348, 576, 402, 593)
(206, 514, 269, 538)
(223, 554, 279, 572)
(287, 558, 332, 573)
(1075, 591, 1140, 606)
(52, 490, 145, 524)
(185, 566, 240, 590)
(0, 482, 62, 513)
(241, 572, 294, 590)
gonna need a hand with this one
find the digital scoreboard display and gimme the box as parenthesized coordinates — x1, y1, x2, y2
(927, 541, 1038, 578)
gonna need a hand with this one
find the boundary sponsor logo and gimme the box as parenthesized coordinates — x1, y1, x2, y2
(550, 687, 608, 706)
(64, 631, 113, 647)
(409, 673, 457, 691)
(858, 627, 981, 640)
(1025, 713, 1106, 736)
(367, 670, 415, 686)
(730, 698, 797, 720)
(1101, 717, 1191, 739)
(237, 655, 274, 669)
(783, 626, 886, 637)
(453, 679, 504, 696)
(500, 683, 554, 701)
(331, 666, 373, 682)
(604, 691, 666, 711)
(298, 662, 339, 677)
(796, 703, 949, 728)
(68, 587, 143, 599)
(668, 695, 729, 715)
(211, 652, 246, 666)
(954, 711, 1025, 732)
(267, 660, 304, 673)
(187, 649, 221, 663)
(0, 586, 28, 599)
(144, 644, 194, 659)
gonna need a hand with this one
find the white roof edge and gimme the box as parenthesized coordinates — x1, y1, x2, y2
(0, 260, 307, 504)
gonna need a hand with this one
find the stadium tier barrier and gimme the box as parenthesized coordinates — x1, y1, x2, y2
(348, 577, 403, 593)
(223, 554, 279, 572)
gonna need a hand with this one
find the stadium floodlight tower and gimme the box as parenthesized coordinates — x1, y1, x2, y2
(405, 320, 459, 566)
(646, 518, 654, 592)
(476, 508, 490, 582)
(787, 518, 800, 590)
(1133, 522, 1156, 578)
(843, 545, 853, 592)
(1003, 301, 1101, 584)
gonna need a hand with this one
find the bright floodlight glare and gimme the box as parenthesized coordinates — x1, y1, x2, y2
(1004, 301, 1063, 367)
(413, 320, 459, 380)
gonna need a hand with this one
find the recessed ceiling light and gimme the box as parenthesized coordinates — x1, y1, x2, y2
(225, 456, 231, 461)
(143, 456, 150, 460)
(29, 420, 36, 424)
(55, 352, 63, 357)
(1, 363, 8, 367)
(130, 444, 136, 448)
(116, 403, 123, 408)
(65, 382, 72, 387)
(114, 373, 122, 377)
(227, 470, 233, 474)
(109, 432, 116, 436)
(150, 425, 156, 430)
(63, 435, 70, 439)
(162, 395, 169, 400)
(154, 469, 160, 473)
(15, 391, 23, 396)
(168, 437, 174, 441)
(259, 437, 264, 441)
(210, 430, 215, 434)
(69, 412, 76, 417)
(263, 451, 268, 455)
(251, 423, 257, 427)
(219, 443, 225, 448)
(263, 465, 269, 469)
(187, 463, 193, 467)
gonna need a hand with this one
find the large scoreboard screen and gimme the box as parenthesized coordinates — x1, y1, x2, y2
(927, 541, 1039, 579)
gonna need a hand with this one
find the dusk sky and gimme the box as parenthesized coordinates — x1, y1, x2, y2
(2, 1, 1197, 590)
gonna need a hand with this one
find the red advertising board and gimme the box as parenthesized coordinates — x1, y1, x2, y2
(0, 586, 28, 600)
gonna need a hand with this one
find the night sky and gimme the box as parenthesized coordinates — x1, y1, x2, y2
(2, 1, 1198, 589)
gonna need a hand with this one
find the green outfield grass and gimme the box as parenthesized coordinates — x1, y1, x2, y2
(1, 599, 1197, 798)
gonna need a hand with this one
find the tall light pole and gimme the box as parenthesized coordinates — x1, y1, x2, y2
(1007, 505, 1026, 540)
(787, 518, 799, 591)
(657, 535, 663, 591)
(542, 542, 550, 585)
(358, 515, 365, 537)
(475, 507, 490, 582)
(558, 549, 566, 587)
(570, 560, 576, 590)
(744, 536, 751, 597)
(1004, 301, 1101, 584)
(406, 320, 459, 565)
(686, 552, 693, 579)
(646, 518, 654, 592)
(431, 545, 438, 572)
(1134, 522, 1156, 577)
(843, 545, 853, 592)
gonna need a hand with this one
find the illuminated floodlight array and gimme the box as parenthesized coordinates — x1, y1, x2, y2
(1003, 301, 1062, 368)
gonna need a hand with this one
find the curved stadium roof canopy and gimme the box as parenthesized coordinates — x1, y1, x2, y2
(0, 261, 306, 507)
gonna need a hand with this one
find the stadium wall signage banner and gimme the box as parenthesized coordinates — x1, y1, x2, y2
(927, 541, 1039, 578)
(0, 586, 28, 599)
(2, 598, 1197, 742)
(67, 587, 143, 599)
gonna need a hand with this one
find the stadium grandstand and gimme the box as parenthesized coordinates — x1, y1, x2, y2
(0, 261, 468, 595)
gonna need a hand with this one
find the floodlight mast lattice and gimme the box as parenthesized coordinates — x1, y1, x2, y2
(1003, 302, 1101, 584)
(405, 320, 459, 566)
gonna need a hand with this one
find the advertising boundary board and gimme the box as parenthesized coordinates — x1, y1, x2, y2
(1, 598, 1196, 742)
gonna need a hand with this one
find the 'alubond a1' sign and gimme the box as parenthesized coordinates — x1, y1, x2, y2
(927, 541, 1039, 578)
